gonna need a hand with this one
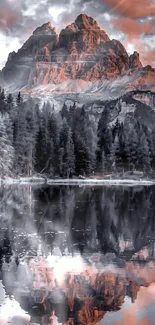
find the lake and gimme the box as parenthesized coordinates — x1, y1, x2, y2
(0, 184, 155, 325)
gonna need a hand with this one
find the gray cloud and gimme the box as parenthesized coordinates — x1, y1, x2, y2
(1, 0, 109, 37)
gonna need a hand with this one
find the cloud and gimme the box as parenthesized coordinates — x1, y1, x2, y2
(0, 7, 20, 35)
(140, 47, 155, 67)
(0, 32, 21, 68)
(112, 18, 153, 41)
(115, 283, 155, 325)
(103, 0, 155, 19)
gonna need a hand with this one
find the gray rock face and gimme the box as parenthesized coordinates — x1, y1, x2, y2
(1, 22, 58, 89)
(33, 22, 57, 36)
(104, 90, 155, 129)
(129, 51, 142, 71)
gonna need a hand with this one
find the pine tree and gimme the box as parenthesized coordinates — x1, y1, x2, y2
(101, 150, 107, 174)
(98, 106, 110, 136)
(72, 106, 97, 175)
(61, 103, 68, 119)
(72, 106, 88, 175)
(104, 127, 113, 167)
(97, 106, 111, 170)
(7, 93, 13, 104)
(14, 99, 38, 176)
(14, 104, 27, 175)
(130, 128, 139, 170)
(0, 114, 14, 178)
(110, 134, 120, 171)
(137, 126, 151, 172)
(35, 125, 44, 173)
(140, 133, 151, 172)
(124, 131, 131, 170)
(6, 93, 14, 113)
(85, 116, 98, 174)
(34, 107, 61, 176)
(24, 101, 38, 176)
(0, 89, 7, 114)
(112, 118, 121, 140)
(59, 119, 75, 178)
(66, 128, 75, 178)
(0, 89, 5, 101)
(48, 112, 61, 175)
(16, 92, 22, 105)
(143, 126, 153, 169)
(3, 113, 14, 144)
(151, 127, 155, 169)
(118, 123, 126, 169)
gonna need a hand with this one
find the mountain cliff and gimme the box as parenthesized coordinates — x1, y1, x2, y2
(1, 14, 155, 96)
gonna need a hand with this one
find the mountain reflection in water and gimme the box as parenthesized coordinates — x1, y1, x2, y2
(0, 184, 155, 325)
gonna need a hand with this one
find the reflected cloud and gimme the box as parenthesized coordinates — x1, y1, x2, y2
(0, 184, 155, 324)
(0, 297, 30, 324)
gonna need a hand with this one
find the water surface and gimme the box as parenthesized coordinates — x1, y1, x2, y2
(0, 184, 155, 325)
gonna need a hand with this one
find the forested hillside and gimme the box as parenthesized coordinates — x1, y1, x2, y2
(0, 88, 155, 179)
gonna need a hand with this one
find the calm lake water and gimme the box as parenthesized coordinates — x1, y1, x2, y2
(0, 184, 155, 325)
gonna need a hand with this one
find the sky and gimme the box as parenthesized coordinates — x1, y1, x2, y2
(0, 0, 155, 69)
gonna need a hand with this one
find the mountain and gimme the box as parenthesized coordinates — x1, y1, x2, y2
(1, 13, 155, 98)
(93, 90, 155, 128)
(1, 22, 58, 90)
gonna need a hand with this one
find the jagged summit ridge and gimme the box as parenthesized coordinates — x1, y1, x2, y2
(59, 13, 110, 50)
(75, 14, 101, 30)
(129, 51, 142, 71)
(33, 22, 57, 35)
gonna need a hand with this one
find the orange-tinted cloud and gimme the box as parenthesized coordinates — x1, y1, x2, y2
(104, 0, 155, 19)
(142, 48, 155, 66)
(115, 283, 155, 325)
(112, 18, 153, 41)
(0, 8, 19, 35)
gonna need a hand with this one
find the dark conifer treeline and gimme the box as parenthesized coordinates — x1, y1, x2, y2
(0, 88, 154, 178)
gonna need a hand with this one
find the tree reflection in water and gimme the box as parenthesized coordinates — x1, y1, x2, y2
(0, 184, 155, 324)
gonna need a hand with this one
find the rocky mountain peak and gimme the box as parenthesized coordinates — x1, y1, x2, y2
(7, 51, 16, 61)
(19, 22, 58, 57)
(33, 22, 57, 35)
(129, 51, 143, 70)
(75, 14, 100, 30)
(59, 13, 110, 50)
